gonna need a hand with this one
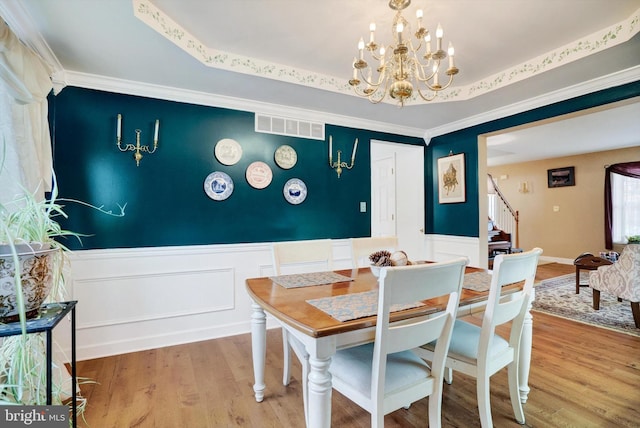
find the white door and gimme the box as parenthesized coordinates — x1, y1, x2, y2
(371, 140, 425, 260)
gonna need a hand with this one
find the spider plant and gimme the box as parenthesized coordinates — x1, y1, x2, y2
(0, 162, 125, 417)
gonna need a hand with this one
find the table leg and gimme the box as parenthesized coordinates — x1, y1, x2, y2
(518, 292, 533, 403)
(307, 355, 333, 428)
(575, 266, 580, 294)
(250, 302, 267, 402)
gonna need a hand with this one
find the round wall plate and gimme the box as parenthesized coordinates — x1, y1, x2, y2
(283, 178, 307, 205)
(214, 138, 242, 165)
(204, 171, 234, 201)
(246, 161, 273, 189)
(274, 145, 297, 169)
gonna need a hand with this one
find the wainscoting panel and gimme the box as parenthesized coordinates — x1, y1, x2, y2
(74, 267, 235, 329)
(424, 234, 480, 267)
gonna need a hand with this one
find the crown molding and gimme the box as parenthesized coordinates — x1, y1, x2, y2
(425, 66, 640, 139)
(134, 0, 639, 106)
(57, 70, 427, 138)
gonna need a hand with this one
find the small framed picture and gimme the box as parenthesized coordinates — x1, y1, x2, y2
(547, 166, 575, 188)
(438, 153, 466, 203)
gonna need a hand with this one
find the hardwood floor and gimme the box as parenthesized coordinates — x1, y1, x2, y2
(75, 263, 640, 427)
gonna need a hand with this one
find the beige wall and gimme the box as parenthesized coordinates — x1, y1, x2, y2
(488, 146, 640, 259)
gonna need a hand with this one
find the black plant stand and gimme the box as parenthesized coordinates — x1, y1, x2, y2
(0, 301, 77, 428)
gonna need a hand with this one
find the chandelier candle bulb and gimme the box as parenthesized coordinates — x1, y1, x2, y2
(154, 119, 159, 141)
(416, 9, 423, 27)
(369, 23, 376, 43)
(117, 114, 122, 139)
(358, 38, 365, 59)
(436, 24, 443, 50)
(396, 22, 403, 43)
(448, 43, 455, 68)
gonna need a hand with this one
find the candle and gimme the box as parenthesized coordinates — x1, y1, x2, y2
(379, 46, 385, 67)
(351, 138, 358, 164)
(358, 37, 365, 60)
(416, 9, 423, 28)
(353, 58, 358, 79)
(448, 42, 455, 68)
(117, 114, 122, 139)
(396, 22, 403, 44)
(369, 23, 376, 43)
(329, 135, 333, 165)
(436, 24, 443, 51)
(154, 119, 159, 141)
(425, 34, 431, 56)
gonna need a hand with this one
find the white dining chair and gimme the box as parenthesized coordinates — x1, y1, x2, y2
(415, 247, 542, 428)
(350, 236, 399, 268)
(271, 239, 333, 425)
(328, 257, 468, 428)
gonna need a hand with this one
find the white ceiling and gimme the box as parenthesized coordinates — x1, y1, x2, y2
(2, 0, 640, 164)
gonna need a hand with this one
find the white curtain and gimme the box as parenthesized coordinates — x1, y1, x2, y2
(0, 19, 53, 206)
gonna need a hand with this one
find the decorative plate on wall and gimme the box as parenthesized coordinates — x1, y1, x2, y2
(283, 178, 307, 205)
(204, 171, 234, 201)
(274, 144, 297, 169)
(246, 161, 273, 189)
(214, 138, 242, 165)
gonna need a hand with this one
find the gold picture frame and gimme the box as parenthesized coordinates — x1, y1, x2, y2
(438, 153, 466, 203)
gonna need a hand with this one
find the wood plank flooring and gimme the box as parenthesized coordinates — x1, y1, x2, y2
(75, 263, 640, 427)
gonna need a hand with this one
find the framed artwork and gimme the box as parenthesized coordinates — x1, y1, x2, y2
(438, 153, 466, 203)
(547, 166, 575, 188)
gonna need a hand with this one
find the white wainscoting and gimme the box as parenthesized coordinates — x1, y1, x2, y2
(52, 236, 481, 361)
(54, 240, 354, 361)
(424, 234, 481, 267)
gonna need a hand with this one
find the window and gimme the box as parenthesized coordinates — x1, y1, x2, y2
(611, 173, 640, 243)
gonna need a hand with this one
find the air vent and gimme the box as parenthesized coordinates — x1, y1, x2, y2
(255, 114, 325, 140)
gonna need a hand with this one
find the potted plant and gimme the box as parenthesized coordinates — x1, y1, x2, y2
(627, 235, 640, 244)
(0, 173, 125, 414)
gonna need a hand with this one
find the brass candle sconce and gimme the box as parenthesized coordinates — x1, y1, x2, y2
(116, 114, 159, 166)
(328, 135, 358, 178)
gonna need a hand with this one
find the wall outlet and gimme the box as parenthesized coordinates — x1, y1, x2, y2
(553, 205, 560, 212)
(360, 202, 367, 213)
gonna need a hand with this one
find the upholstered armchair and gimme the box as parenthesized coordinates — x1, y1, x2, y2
(589, 244, 640, 328)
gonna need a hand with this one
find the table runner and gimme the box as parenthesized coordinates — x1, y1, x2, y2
(270, 271, 353, 289)
(306, 291, 424, 322)
(463, 271, 493, 292)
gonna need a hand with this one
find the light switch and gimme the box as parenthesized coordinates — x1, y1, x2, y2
(360, 202, 367, 213)
(553, 205, 560, 212)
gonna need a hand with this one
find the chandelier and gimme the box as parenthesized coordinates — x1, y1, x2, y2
(348, 0, 459, 106)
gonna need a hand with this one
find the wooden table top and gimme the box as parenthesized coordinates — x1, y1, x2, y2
(246, 266, 519, 339)
(573, 255, 613, 269)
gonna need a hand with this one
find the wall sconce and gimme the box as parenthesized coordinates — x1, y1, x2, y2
(519, 181, 531, 193)
(328, 135, 358, 178)
(116, 114, 159, 166)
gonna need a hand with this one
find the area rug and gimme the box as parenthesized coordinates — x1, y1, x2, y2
(532, 273, 639, 337)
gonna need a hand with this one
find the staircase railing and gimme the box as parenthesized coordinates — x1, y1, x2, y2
(488, 174, 519, 248)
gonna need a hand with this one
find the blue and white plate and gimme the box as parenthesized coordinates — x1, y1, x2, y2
(283, 178, 307, 205)
(204, 171, 234, 201)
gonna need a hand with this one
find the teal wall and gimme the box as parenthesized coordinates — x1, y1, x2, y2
(426, 80, 640, 238)
(49, 87, 423, 250)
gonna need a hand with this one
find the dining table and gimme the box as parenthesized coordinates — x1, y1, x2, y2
(245, 265, 535, 428)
